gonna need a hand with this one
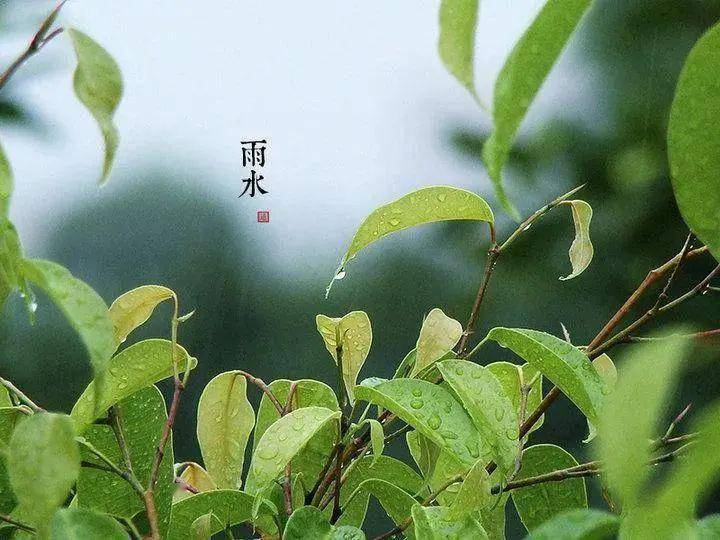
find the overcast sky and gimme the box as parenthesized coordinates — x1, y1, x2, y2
(1, 1, 592, 267)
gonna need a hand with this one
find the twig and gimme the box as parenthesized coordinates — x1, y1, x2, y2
(0, 376, 44, 412)
(0, 1, 67, 92)
(0, 514, 35, 533)
(239, 370, 284, 415)
(383, 424, 412, 445)
(78, 438, 145, 497)
(656, 403, 692, 449)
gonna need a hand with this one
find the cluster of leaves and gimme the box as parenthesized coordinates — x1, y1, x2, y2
(0, 0, 719, 539)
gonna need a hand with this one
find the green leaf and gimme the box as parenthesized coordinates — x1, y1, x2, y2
(438, 360, 519, 473)
(406, 430, 441, 482)
(0, 220, 30, 313)
(584, 354, 617, 444)
(329, 186, 493, 293)
(355, 379, 485, 470)
(448, 457, 492, 519)
(251, 379, 339, 492)
(316, 311, 372, 404)
(68, 29, 123, 184)
(486, 361, 544, 436)
(559, 200, 594, 281)
(524, 508, 619, 540)
(511, 444, 587, 532)
(189, 512, 222, 540)
(8, 413, 80, 530)
(438, 0, 480, 99)
(337, 455, 425, 529)
(697, 515, 720, 539)
(486, 328, 604, 423)
(412, 504, 488, 540)
(284, 506, 365, 540)
(0, 140, 12, 217)
(22, 259, 115, 386)
(482, 0, 592, 218)
(168, 490, 254, 540)
(346, 478, 418, 537)
(77, 386, 174, 537)
(249, 406, 340, 492)
(197, 371, 254, 490)
(71, 339, 197, 428)
(0, 407, 24, 513)
(359, 419, 384, 465)
(175, 463, 217, 502)
(596, 336, 690, 507)
(108, 285, 175, 344)
(668, 21, 720, 262)
(50, 508, 127, 540)
(412, 309, 463, 377)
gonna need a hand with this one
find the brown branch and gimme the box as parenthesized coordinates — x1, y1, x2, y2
(239, 370, 284, 414)
(0, 1, 66, 92)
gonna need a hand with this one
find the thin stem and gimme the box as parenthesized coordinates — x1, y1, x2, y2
(0, 514, 35, 533)
(331, 438, 344, 523)
(108, 405, 135, 474)
(239, 370, 284, 414)
(122, 517, 142, 540)
(0, 376, 44, 412)
(0, 1, 66, 92)
(457, 243, 499, 356)
(78, 438, 145, 497)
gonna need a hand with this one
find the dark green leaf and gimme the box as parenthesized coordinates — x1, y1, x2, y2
(68, 29, 123, 184)
(197, 371, 255, 489)
(50, 508, 127, 540)
(668, 21, 720, 261)
(511, 444, 587, 532)
(482, 0, 592, 218)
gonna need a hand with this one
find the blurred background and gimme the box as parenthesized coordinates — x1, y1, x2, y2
(1, 1, 720, 537)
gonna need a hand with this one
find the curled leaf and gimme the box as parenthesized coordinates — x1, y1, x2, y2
(359, 419, 384, 465)
(316, 311, 372, 404)
(68, 28, 123, 184)
(108, 285, 175, 344)
(328, 186, 493, 294)
(559, 200, 593, 281)
(411, 308, 463, 378)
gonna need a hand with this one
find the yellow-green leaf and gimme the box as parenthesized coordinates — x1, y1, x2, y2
(50, 508, 127, 540)
(68, 29, 123, 184)
(359, 419, 384, 465)
(197, 371, 254, 490)
(486, 361, 544, 437)
(438, 0, 480, 99)
(411, 308, 463, 378)
(584, 354, 616, 443)
(22, 259, 115, 387)
(559, 200, 594, 281)
(448, 458, 492, 519)
(108, 285, 175, 344)
(316, 311, 372, 404)
(189, 512, 222, 540)
(525, 508, 619, 540)
(482, 0, 592, 218)
(0, 140, 12, 217)
(413, 504, 489, 539)
(175, 463, 217, 502)
(668, 21, 720, 262)
(71, 339, 196, 428)
(168, 490, 254, 540)
(8, 413, 80, 532)
(248, 406, 340, 493)
(329, 186, 493, 293)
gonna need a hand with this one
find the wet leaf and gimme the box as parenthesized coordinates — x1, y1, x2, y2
(77, 386, 174, 537)
(482, 0, 592, 218)
(438, 360, 519, 473)
(412, 309, 463, 377)
(175, 463, 217, 502)
(108, 285, 175, 344)
(584, 354, 617, 443)
(406, 430, 441, 482)
(50, 508, 127, 540)
(448, 457, 492, 519)
(329, 186, 493, 293)
(486, 328, 604, 423)
(251, 379, 338, 492)
(0, 407, 24, 513)
(8, 413, 80, 531)
(337, 455, 425, 529)
(486, 361, 543, 436)
(355, 379, 486, 469)
(168, 490, 254, 540)
(189, 512, 222, 540)
(524, 508, 619, 540)
(511, 444, 587, 532)
(346, 478, 418, 538)
(68, 29, 123, 184)
(197, 371, 254, 489)
(316, 311, 372, 404)
(248, 406, 340, 492)
(668, 21, 720, 261)
(438, 0, 480, 99)
(413, 504, 488, 539)
(285, 506, 365, 540)
(71, 339, 196, 428)
(22, 259, 115, 388)
(359, 419, 384, 465)
(596, 336, 690, 507)
(559, 200, 594, 281)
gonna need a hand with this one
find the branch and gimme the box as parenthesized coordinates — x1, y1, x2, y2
(239, 370, 284, 414)
(0, 514, 35, 533)
(0, 376, 44, 412)
(0, 1, 67, 92)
